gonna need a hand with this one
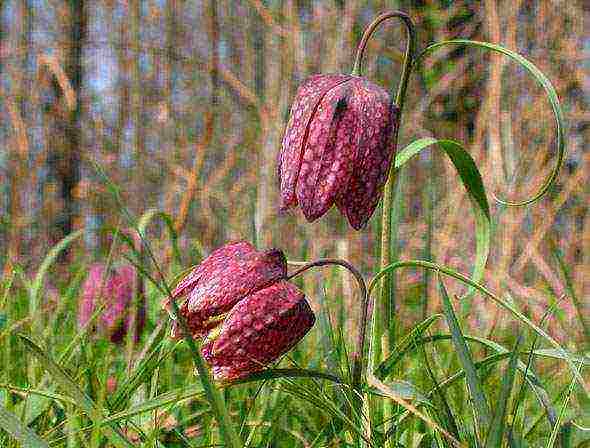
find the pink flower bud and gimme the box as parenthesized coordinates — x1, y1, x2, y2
(278, 74, 399, 230)
(78, 263, 142, 344)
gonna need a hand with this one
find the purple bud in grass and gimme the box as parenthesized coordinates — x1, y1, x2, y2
(278, 73, 399, 230)
(165, 241, 316, 380)
(79, 263, 142, 344)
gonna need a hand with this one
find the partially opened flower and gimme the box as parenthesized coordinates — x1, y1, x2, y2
(278, 74, 398, 230)
(79, 263, 143, 343)
(165, 240, 315, 380)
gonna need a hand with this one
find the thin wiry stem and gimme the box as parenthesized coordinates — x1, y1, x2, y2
(287, 259, 369, 394)
(352, 12, 417, 446)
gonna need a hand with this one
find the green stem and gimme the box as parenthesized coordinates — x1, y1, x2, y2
(287, 259, 369, 393)
(353, 11, 417, 445)
(287, 258, 369, 446)
(166, 295, 242, 447)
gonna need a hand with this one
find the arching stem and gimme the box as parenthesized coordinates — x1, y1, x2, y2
(352, 12, 417, 445)
(287, 259, 369, 393)
(353, 10, 417, 357)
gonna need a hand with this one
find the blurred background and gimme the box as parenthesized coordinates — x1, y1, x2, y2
(0, 1, 587, 345)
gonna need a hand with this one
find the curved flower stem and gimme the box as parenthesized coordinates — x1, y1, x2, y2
(287, 259, 369, 394)
(352, 11, 417, 445)
(352, 11, 416, 114)
(355, 10, 417, 356)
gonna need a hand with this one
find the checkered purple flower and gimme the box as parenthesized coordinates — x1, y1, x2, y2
(278, 74, 399, 230)
(165, 241, 315, 380)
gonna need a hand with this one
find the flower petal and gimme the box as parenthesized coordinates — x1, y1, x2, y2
(336, 78, 399, 230)
(203, 281, 315, 380)
(296, 81, 361, 221)
(279, 74, 350, 212)
(168, 241, 287, 339)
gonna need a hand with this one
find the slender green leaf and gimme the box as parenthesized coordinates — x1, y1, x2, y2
(367, 373, 462, 447)
(375, 314, 442, 379)
(547, 365, 579, 448)
(18, 335, 134, 448)
(438, 275, 491, 432)
(29, 229, 84, 315)
(137, 208, 183, 266)
(418, 39, 565, 206)
(0, 404, 48, 448)
(395, 138, 490, 298)
(485, 335, 522, 447)
(369, 260, 589, 395)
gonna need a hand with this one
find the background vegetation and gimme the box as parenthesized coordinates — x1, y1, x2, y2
(0, 0, 587, 446)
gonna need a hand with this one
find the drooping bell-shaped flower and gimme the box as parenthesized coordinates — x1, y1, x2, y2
(165, 240, 315, 381)
(202, 281, 315, 381)
(79, 263, 143, 343)
(164, 241, 288, 339)
(278, 73, 399, 230)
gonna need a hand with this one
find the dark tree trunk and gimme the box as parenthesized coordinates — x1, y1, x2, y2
(51, 0, 86, 248)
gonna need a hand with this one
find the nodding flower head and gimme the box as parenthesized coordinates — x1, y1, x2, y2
(164, 240, 315, 381)
(79, 263, 142, 344)
(278, 73, 398, 230)
(202, 281, 315, 381)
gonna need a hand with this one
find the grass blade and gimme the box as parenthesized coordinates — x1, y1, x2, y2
(29, 229, 84, 316)
(395, 138, 490, 299)
(438, 274, 491, 432)
(367, 373, 462, 447)
(18, 335, 134, 448)
(546, 365, 579, 448)
(418, 39, 565, 207)
(374, 313, 442, 379)
(0, 404, 48, 447)
(485, 334, 522, 447)
(369, 260, 589, 395)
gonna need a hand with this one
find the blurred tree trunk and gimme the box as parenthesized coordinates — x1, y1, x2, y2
(174, 0, 219, 239)
(129, 0, 145, 216)
(255, 0, 284, 247)
(47, 0, 86, 254)
(3, 1, 30, 272)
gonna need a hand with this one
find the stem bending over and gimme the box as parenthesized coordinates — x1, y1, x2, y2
(287, 259, 369, 393)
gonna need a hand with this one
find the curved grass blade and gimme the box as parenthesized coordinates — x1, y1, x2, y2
(418, 40, 565, 206)
(438, 275, 491, 432)
(417, 334, 558, 434)
(0, 404, 48, 448)
(110, 334, 174, 411)
(29, 229, 84, 316)
(374, 314, 442, 379)
(369, 260, 589, 396)
(395, 138, 490, 299)
(420, 335, 588, 368)
(485, 334, 522, 447)
(18, 335, 134, 448)
(85, 369, 343, 428)
(137, 208, 183, 266)
(421, 346, 461, 440)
